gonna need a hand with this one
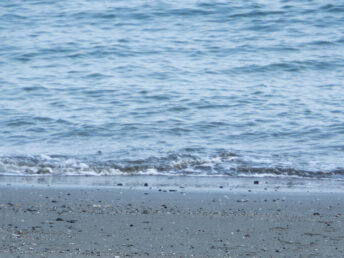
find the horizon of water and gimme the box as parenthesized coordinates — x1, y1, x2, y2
(1, 0, 344, 179)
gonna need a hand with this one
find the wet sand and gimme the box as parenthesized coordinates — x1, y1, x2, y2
(0, 177, 344, 257)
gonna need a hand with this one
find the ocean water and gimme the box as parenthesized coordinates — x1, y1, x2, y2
(1, 0, 344, 178)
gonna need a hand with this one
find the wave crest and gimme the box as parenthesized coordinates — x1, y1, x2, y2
(0, 152, 343, 179)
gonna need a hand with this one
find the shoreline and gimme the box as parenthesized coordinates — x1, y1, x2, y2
(1, 174, 344, 193)
(1, 176, 344, 256)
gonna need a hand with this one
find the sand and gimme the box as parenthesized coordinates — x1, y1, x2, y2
(0, 176, 344, 257)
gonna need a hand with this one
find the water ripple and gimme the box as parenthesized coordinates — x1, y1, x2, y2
(1, 0, 344, 178)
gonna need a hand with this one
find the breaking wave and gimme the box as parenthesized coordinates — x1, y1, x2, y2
(1, 152, 343, 179)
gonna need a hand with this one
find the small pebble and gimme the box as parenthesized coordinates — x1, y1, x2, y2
(66, 220, 77, 223)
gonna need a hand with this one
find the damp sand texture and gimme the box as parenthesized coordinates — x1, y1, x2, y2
(1, 184, 344, 257)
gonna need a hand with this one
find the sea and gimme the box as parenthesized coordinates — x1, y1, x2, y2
(1, 0, 344, 179)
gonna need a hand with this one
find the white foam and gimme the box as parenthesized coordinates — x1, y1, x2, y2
(0, 153, 343, 179)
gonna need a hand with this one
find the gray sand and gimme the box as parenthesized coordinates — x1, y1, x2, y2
(0, 178, 344, 257)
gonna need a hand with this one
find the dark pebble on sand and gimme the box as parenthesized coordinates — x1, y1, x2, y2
(56, 218, 64, 221)
(66, 220, 77, 223)
(313, 212, 320, 216)
(254, 180, 259, 184)
(117, 183, 123, 186)
(144, 183, 148, 187)
(25, 207, 38, 212)
(219, 186, 223, 189)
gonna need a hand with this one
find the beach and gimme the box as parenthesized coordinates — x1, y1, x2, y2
(1, 176, 343, 257)
(1, 1, 344, 257)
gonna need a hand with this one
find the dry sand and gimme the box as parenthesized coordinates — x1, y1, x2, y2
(0, 176, 344, 257)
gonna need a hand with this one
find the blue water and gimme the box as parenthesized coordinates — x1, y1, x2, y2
(1, 0, 344, 178)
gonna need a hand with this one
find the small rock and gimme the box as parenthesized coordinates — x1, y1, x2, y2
(56, 218, 64, 221)
(254, 181, 259, 184)
(25, 207, 38, 212)
(66, 220, 77, 223)
(313, 212, 320, 216)
(144, 183, 148, 187)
